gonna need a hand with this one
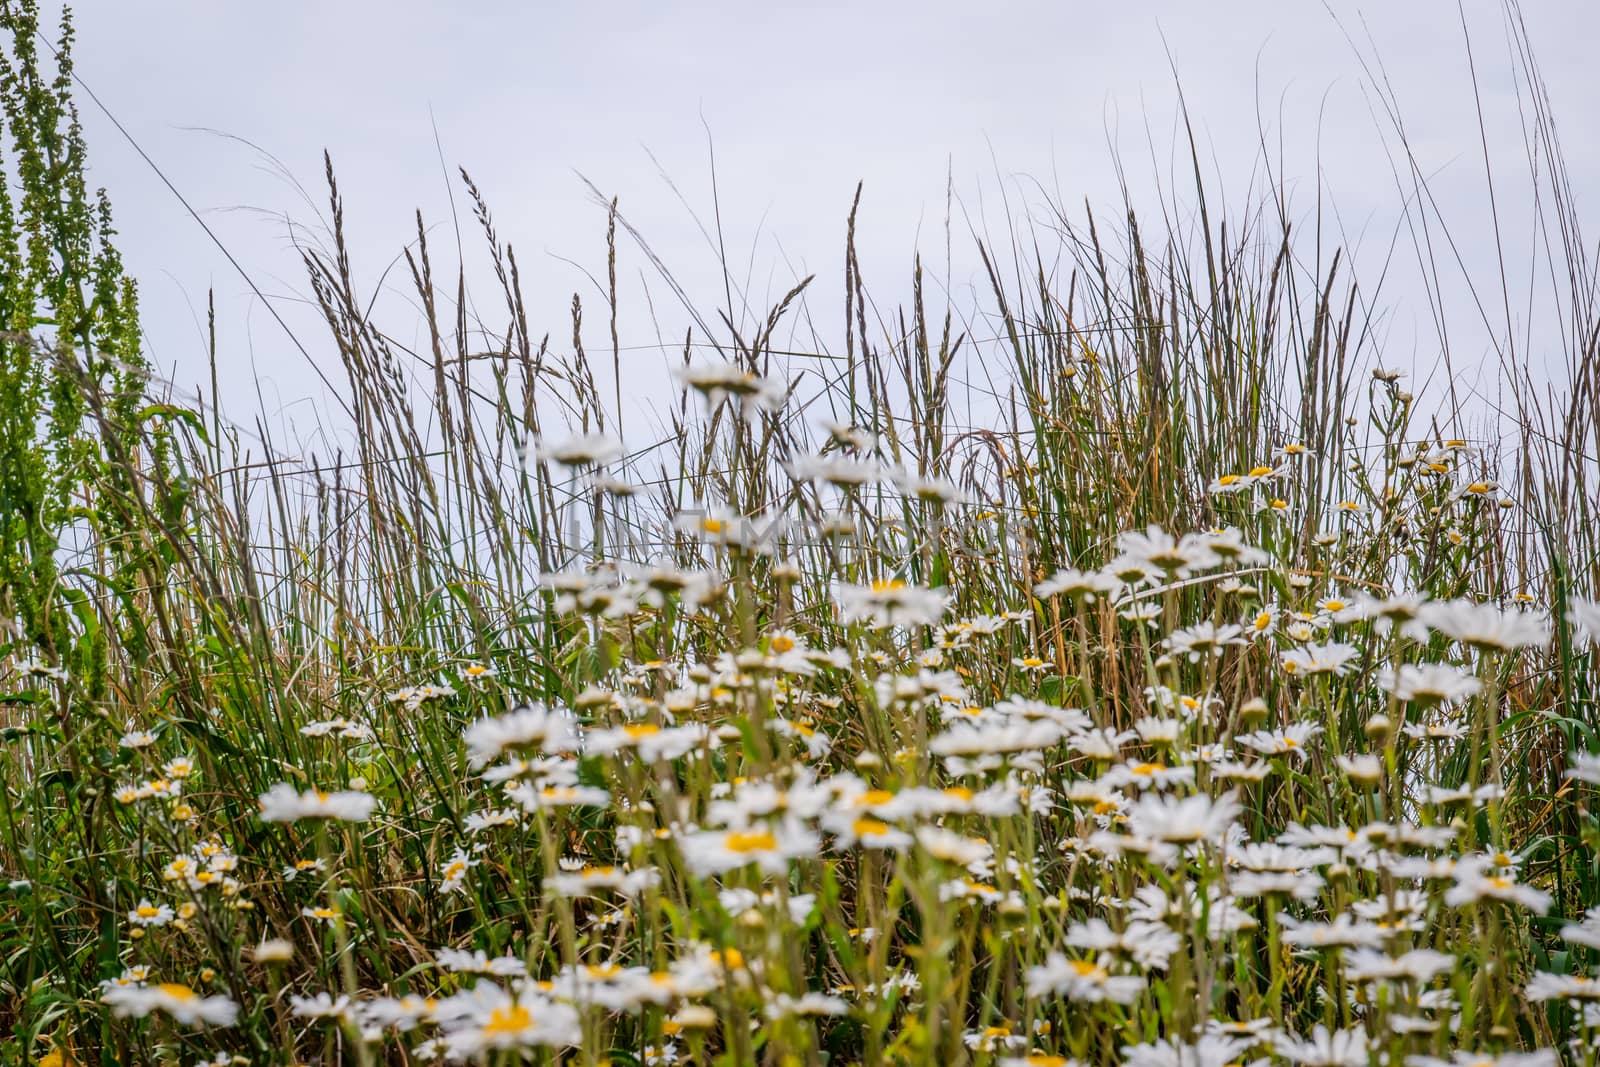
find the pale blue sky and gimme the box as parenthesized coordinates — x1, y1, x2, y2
(46, 2, 1600, 447)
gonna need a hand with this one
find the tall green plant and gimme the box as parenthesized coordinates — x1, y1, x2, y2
(0, 0, 143, 690)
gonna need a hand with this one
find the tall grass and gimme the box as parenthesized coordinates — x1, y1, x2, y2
(5, 2, 1600, 1064)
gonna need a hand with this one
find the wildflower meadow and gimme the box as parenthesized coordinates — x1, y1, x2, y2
(7, 3, 1600, 1065)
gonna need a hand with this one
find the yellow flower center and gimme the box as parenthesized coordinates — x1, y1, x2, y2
(724, 830, 778, 854)
(624, 723, 661, 738)
(157, 983, 196, 1001)
(853, 818, 891, 837)
(483, 1004, 532, 1034)
(1069, 960, 1106, 979)
(770, 635, 796, 653)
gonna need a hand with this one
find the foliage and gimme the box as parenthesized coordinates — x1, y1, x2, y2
(5, 4, 1600, 1066)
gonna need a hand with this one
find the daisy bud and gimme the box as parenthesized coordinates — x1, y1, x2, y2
(674, 1006, 718, 1030)
(1337, 754, 1383, 787)
(1363, 714, 1393, 744)
(575, 687, 613, 711)
(1239, 698, 1269, 726)
(854, 750, 883, 770)
(253, 938, 294, 964)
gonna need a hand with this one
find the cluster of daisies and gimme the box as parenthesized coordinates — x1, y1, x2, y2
(48, 395, 1600, 1063)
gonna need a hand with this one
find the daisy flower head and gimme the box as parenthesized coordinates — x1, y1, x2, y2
(1113, 525, 1221, 579)
(1408, 1053, 1555, 1067)
(1163, 622, 1247, 662)
(1236, 722, 1322, 760)
(532, 431, 623, 468)
(1379, 663, 1482, 707)
(1567, 595, 1600, 644)
(1126, 791, 1242, 846)
(128, 899, 175, 927)
(119, 729, 156, 750)
(675, 360, 787, 413)
(837, 579, 949, 629)
(462, 704, 579, 768)
(1034, 567, 1123, 603)
(893, 470, 971, 506)
(102, 981, 239, 1027)
(1566, 751, 1600, 784)
(1279, 642, 1359, 677)
(1122, 1035, 1255, 1067)
(1275, 1025, 1369, 1067)
(1419, 599, 1551, 652)
(678, 821, 820, 877)
(786, 453, 883, 488)
(434, 983, 581, 1054)
(257, 783, 378, 824)
(1024, 952, 1145, 1003)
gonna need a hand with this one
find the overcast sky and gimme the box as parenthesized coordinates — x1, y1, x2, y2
(44, 1, 1600, 450)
